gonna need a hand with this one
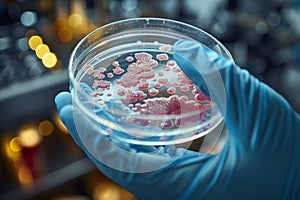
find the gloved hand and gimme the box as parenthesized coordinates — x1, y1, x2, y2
(55, 40, 300, 200)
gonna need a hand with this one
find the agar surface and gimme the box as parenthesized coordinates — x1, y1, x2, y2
(81, 43, 213, 133)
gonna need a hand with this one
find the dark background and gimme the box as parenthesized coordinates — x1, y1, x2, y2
(0, 0, 299, 199)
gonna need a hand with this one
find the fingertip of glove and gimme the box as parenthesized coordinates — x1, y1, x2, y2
(58, 104, 74, 128)
(55, 92, 72, 111)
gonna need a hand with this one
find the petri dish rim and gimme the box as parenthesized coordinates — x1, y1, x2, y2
(69, 17, 232, 145)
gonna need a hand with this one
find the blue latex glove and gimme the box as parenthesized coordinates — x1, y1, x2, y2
(55, 40, 300, 199)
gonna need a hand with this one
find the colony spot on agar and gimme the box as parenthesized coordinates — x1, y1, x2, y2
(92, 80, 111, 90)
(138, 81, 149, 90)
(112, 61, 119, 67)
(159, 44, 172, 52)
(155, 83, 161, 89)
(107, 72, 114, 78)
(113, 67, 124, 74)
(157, 78, 168, 85)
(156, 53, 169, 61)
(148, 88, 159, 96)
(167, 87, 176, 94)
(99, 67, 107, 73)
(167, 60, 176, 67)
(164, 66, 170, 71)
(126, 56, 134, 62)
(180, 85, 190, 92)
(98, 74, 105, 79)
(172, 67, 181, 73)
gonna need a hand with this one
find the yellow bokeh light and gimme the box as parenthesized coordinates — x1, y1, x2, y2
(94, 183, 120, 200)
(28, 35, 43, 50)
(19, 126, 42, 148)
(18, 165, 33, 186)
(10, 137, 22, 152)
(35, 44, 50, 59)
(42, 52, 57, 68)
(68, 13, 83, 28)
(4, 139, 15, 160)
(38, 120, 54, 136)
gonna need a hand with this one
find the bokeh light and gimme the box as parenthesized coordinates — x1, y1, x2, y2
(28, 35, 43, 50)
(35, 44, 50, 59)
(18, 165, 33, 186)
(20, 11, 37, 27)
(68, 13, 83, 28)
(9, 137, 22, 152)
(38, 120, 54, 136)
(58, 26, 73, 42)
(93, 183, 120, 200)
(42, 52, 57, 68)
(18, 126, 42, 148)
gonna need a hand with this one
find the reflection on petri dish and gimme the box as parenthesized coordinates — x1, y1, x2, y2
(69, 18, 232, 145)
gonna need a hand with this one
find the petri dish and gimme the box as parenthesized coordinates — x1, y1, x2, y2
(69, 18, 232, 145)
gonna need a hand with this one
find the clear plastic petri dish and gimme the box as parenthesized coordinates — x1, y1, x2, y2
(69, 18, 232, 145)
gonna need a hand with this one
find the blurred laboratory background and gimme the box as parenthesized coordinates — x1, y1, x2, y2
(0, 0, 300, 199)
